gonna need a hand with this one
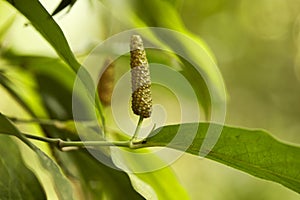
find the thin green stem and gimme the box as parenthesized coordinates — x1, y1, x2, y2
(10, 115, 148, 150)
(130, 116, 144, 148)
(23, 133, 132, 151)
(24, 133, 58, 143)
(132, 116, 144, 140)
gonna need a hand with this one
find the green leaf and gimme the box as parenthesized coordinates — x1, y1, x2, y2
(51, 0, 77, 16)
(0, 135, 46, 200)
(145, 123, 300, 194)
(0, 61, 47, 117)
(1, 52, 98, 120)
(0, 113, 36, 147)
(0, 6, 15, 41)
(64, 149, 145, 199)
(112, 148, 190, 199)
(110, 131, 189, 199)
(0, 114, 74, 200)
(6, 0, 81, 72)
(135, 170, 189, 200)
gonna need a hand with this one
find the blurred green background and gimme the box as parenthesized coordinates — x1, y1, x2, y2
(1, 0, 300, 199)
(176, 0, 300, 199)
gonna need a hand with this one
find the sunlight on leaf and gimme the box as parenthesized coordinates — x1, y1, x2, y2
(5, 0, 80, 72)
(110, 131, 189, 199)
(0, 135, 46, 200)
(4, 0, 104, 122)
(111, 147, 190, 200)
(0, 114, 74, 200)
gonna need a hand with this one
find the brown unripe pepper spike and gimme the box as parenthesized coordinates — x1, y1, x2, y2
(130, 35, 152, 118)
(98, 58, 114, 106)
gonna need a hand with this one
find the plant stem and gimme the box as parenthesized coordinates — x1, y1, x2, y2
(132, 116, 144, 140)
(130, 116, 144, 148)
(23, 133, 132, 151)
(10, 116, 148, 150)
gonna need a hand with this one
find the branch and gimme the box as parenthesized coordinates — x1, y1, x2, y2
(22, 133, 144, 151)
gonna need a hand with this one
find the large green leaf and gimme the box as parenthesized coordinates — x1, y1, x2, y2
(0, 63, 46, 117)
(134, 170, 189, 200)
(0, 113, 36, 146)
(111, 147, 190, 200)
(110, 130, 189, 199)
(64, 148, 145, 199)
(0, 135, 46, 200)
(0, 113, 74, 200)
(144, 123, 300, 194)
(5, 0, 80, 72)
(0, 3, 15, 42)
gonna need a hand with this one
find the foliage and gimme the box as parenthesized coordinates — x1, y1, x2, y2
(0, 0, 299, 199)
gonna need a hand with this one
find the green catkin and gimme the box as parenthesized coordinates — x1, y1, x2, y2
(130, 35, 152, 118)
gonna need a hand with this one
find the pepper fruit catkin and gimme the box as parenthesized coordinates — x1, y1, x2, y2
(130, 35, 152, 118)
(98, 58, 114, 106)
